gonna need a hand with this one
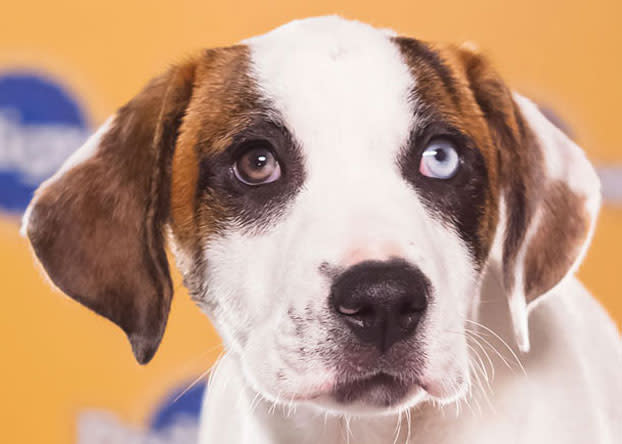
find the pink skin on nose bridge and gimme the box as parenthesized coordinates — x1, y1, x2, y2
(340, 241, 404, 268)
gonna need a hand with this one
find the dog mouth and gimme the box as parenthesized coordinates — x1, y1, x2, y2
(332, 373, 416, 407)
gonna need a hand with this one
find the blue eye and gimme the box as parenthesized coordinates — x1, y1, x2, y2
(419, 139, 460, 179)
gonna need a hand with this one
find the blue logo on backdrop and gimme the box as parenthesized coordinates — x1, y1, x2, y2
(0, 72, 90, 212)
(150, 381, 206, 431)
(77, 381, 206, 443)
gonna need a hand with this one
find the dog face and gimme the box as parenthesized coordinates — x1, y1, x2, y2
(23, 17, 600, 414)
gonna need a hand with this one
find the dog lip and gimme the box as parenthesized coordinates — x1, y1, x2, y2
(281, 372, 427, 409)
(332, 372, 415, 406)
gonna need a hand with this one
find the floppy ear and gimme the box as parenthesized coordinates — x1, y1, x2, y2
(22, 60, 197, 364)
(502, 94, 601, 352)
(458, 46, 601, 352)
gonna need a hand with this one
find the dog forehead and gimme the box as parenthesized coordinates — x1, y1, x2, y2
(246, 17, 415, 161)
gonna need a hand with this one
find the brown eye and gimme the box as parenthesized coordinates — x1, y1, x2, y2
(233, 145, 281, 185)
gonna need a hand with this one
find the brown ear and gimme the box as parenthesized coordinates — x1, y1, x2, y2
(457, 45, 601, 351)
(22, 60, 197, 364)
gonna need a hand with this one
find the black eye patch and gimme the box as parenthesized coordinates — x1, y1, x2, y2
(196, 118, 305, 233)
(398, 122, 490, 265)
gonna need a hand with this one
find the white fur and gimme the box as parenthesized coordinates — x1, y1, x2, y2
(194, 17, 620, 444)
(196, 16, 475, 417)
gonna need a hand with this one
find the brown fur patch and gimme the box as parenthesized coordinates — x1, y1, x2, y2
(408, 42, 592, 306)
(524, 182, 589, 301)
(170, 45, 262, 255)
(26, 57, 198, 364)
(394, 37, 500, 261)
(26, 43, 265, 363)
(447, 44, 546, 295)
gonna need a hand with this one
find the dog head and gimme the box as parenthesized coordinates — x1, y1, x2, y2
(23, 17, 600, 414)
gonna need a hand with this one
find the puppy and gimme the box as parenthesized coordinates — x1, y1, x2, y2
(23, 16, 621, 444)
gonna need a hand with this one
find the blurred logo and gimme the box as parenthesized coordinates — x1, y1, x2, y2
(77, 381, 206, 444)
(0, 72, 90, 212)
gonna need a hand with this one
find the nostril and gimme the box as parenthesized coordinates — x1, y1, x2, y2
(399, 299, 425, 315)
(337, 305, 360, 316)
(337, 304, 376, 326)
(398, 299, 425, 326)
(336, 303, 382, 333)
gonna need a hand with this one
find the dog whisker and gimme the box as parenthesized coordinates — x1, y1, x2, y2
(405, 407, 412, 444)
(465, 330, 495, 381)
(466, 347, 496, 414)
(465, 320, 527, 376)
(466, 340, 491, 387)
(465, 326, 513, 374)
(392, 410, 402, 444)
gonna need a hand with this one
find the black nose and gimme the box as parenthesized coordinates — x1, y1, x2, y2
(330, 259, 429, 352)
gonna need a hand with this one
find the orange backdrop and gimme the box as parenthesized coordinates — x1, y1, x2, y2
(1, 1, 620, 443)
